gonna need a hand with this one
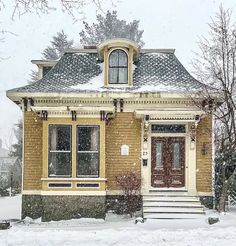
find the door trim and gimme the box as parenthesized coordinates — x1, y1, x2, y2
(141, 122, 197, 196)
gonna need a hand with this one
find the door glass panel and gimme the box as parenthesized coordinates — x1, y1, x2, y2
(156, 143, 163, 169)
(173, 143, 180, 168)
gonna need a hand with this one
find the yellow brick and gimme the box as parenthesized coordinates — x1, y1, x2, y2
(196, 115, 212, 192)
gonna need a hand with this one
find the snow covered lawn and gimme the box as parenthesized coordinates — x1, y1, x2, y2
(1, 195, 236, 246)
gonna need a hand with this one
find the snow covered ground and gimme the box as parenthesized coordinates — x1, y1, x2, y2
(1, 195, 236, 246)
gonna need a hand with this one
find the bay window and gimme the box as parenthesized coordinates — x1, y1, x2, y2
(47, 124, 100, 178)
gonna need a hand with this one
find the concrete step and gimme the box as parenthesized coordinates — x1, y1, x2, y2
(144, 213, 206, 219)
(142, 191, 205, 219)
(143, 201, 203, 208)
(143, 193, 196, 197)
(143, 207, 204, 213)
(149, 189, 188, 193)
(143, 196, 200, 202)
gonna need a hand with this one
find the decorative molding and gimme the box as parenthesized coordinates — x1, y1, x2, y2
(22, 190, 42, 195)
(22, 190, 106, 196)
(150, 116, 196, 121)
(106, 190, 122, 195)
(197, 192, 213, 196)
(41, 177, 107, 181)
(41, 190, 106, 196)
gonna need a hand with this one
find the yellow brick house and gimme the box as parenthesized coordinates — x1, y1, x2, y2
(7, 39, 214, 221)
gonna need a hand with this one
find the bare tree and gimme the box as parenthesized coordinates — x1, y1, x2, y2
(192, 6, 236, 212)
(0, 0, 113, 21)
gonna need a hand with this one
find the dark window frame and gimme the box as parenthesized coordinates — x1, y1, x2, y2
(108, 49, 128, 84)
(76, 125, 100, 178)
(48, 124, 72, 178)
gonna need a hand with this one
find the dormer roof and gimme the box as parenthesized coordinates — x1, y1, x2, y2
(97, 38, 140, 61)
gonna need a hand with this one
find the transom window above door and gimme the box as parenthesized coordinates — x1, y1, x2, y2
(108, 49, 128, 84)
(151, 124, 186, 133)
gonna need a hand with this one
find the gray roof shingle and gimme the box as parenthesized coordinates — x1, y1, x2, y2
(8, 51, 209, 94)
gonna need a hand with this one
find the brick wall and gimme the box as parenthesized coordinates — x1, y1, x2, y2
(105, 113, 141, 190)
(23, 112, 43, 190)
(196, 115, 212, 193)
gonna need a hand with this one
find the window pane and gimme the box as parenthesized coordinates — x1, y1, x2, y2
(77, 153, 99, 177)
(173, 143, 180, 168)
(77, 126, 100, 177)
(49, 125, 71, 151)
(156, 143, 163, 169)
(77, 126, 99, 151)
(109, 68, 119, 84)
(43, 66, 52, 77)
(48, 152, 72, 176)
(118, 50, 128, 66)
(109, 51, 119, 66)
(118, 68, 128, 83)
(151, 124, 186, 133)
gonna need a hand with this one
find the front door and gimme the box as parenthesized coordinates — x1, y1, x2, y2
(151, 137, 185, 188)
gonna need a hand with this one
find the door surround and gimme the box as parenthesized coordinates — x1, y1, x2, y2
(141, 122, 197, 195)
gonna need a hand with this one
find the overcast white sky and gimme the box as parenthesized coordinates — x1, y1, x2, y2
(0, 0, 236, 148)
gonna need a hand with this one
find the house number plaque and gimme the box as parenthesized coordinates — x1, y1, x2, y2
(121, 145, 129, 156)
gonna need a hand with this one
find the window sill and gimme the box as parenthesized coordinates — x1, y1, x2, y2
(41, 177, 107, 181)
(105, 84, 132, 88)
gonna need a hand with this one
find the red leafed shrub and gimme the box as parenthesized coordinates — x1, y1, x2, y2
(115, 171, 142, 217)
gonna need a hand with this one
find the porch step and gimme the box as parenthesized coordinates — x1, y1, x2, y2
(143, 201, 203, 208)
(149, 189, 188, 193)
(143, 191, 205, 219)
(144, 213, 205, 219)
(143, 196, 200, 202)
(143, 207, 204, 213)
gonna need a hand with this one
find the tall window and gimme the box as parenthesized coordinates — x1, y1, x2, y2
(48, 125, 72, 177)
(109, 49, 128, 84)
(77, 126, 100, 177)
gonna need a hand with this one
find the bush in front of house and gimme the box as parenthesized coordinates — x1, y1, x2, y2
(115, 171, 142, 217)
(0, 176, 9, 197)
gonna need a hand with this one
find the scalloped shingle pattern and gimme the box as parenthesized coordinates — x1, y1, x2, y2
(8, 51, 208, 93)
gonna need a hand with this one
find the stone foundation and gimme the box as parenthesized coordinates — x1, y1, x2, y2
(199, 196, 214, 209)
(22, 195, 106, 222)
(22, 195, 42, 220)
(106, 195, 142, 215)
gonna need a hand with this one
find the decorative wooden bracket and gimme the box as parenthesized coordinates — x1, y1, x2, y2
(41, 110, 48, 120)
(113, 99, 118, 113)
(100, 110, 106, 121)
(120, 99, 124, 112)
(71, 111, 77, 121)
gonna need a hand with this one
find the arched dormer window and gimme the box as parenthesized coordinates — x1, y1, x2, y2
(108, 49, 128, 84)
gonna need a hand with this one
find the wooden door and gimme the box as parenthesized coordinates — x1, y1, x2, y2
(151, 137, 185, 188)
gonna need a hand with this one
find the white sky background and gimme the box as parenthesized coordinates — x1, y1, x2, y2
(0, 0, 236, 147)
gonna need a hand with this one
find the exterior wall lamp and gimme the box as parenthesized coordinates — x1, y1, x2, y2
(201, 142, 208, 155)
(190, 124, 196, 142)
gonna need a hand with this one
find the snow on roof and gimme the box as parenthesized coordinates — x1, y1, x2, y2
(7, 49, 210, 95)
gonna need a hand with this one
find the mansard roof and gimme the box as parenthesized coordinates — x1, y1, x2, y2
(7, 48, 210, 95)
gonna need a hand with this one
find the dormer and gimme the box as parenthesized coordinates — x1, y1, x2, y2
(97, 39, 140, 87)
(31, 60, 57, 79)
